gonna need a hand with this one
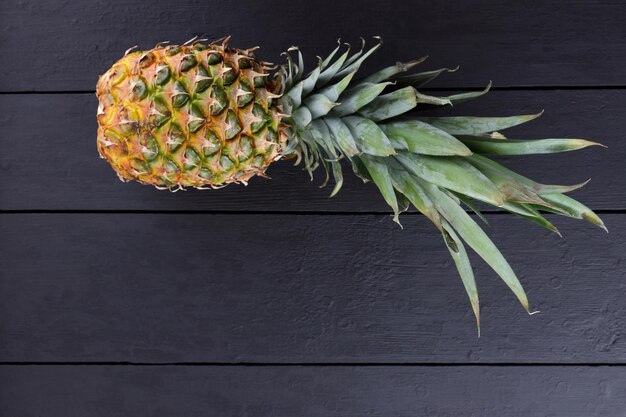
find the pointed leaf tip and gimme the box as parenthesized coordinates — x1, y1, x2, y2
(583, 213, 609, 233)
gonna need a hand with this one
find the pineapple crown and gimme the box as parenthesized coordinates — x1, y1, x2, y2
(270, 37, 606, 333)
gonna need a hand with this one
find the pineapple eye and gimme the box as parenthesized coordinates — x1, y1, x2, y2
(172, 93, 189, 108)
(140, 134, 159, 161)
(266, 128, 278, 143)
(188, 104, 206, 134)
(236, 80, 254, 108)
(108, 67, 127, 87)
(251, 155, 265, 169)
(220, 155, 235, 171)
(164, 158, 180, 173)
(195, 66, 213, 94)
(251, 103, 270, 133)
(199, 168, 215, 179)
(139, 52, 155, 68)
(155, 65, 171, 86)
(203, 129, 222, 156)
(253, 75, 266, 88)
(172, 81, 190, 108)
(184, 147, 202, 170)
(148, 96, 171, 127)
(167, 124, 186, 152)
(180, 54, 198, 72)
(130, 159, 151, 174)
(193, 43, 208, 51)
(238, 136, 254, 161)
(207, 51, 222, 65)
(209, 85, 228, 115)
(222, 65, 238, 86)
(131, 78, 148, 100)
(238, 58, 252, 69)
(224, 110, 242, 140)
(165, 46, 182, 56)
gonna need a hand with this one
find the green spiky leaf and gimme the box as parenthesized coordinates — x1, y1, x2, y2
(381, 120, 472, 156)
(343, 116, 396, 156)
(333, 82, 391, 116)
(460, 137, 603, 155)
(419, 113, 543, 135)
(360, 155, 400, 224)
(421, 181, 532, 313)
(395, 153, 505, 207)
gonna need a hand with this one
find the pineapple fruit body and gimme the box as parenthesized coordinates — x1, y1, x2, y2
(97, 41, 286, 189)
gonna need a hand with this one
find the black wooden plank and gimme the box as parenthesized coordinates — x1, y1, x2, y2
(0, 213, 622, 363)
(0, 90, 621, 211)
(2, 0, 626, 91)
(1, 365, 624, 416)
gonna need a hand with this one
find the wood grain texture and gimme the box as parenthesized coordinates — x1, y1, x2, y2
(2, 0, 626, 91)
(1, 213, 622, 363)
(0, 90, 620, 211)
(1, 365, 625, 416)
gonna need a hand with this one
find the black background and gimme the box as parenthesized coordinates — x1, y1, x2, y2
(1, 0, 625, 415)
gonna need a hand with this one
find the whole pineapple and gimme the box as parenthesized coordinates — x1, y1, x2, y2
(97, 36, 606, 331)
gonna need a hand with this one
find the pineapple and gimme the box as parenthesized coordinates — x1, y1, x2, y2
(97, 36, 606, 330)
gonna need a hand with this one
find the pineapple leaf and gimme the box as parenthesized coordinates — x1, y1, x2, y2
(414, 91, 452, 106)
(540, 193, 607, 232)
(468, 154, 588, 204)
(421, 181, 532, 313)
(381, 120, 472, 156)
(443, 81, 492, 105)
(301, 66, 321, 97)
(343, 116, 396, 156)
(460, 137, 604, 155)
(360, 155, 400, 224)
(350, 156, 372, 182)
(333, 82, 392, 116)
(360, 57, 428, 84)
(389, 165, 442, 228)
(323, 117, 360, 157)
(286, 81, 305, 109)
(329, 160, 344, 197)
(341, 37, 366, 68)
(450, 192, 489, 225)
(291, 106, 312, 127)
(318, 71, 356, 102)
(334, 39, 382, 80)
(395, 153, 505, 207)
(395, 67, 458, 87)
(389, 167, 480, 330)
(304, 94, 339, 119)
(419, 112, 543, 135)
(320, 40, 342, 70)
(512, 203, 562, 236)
(395, 189, 411, 213)
(309, 119, 339, 158)
(317, 48, 351, 87)
(358, 86, 418, 121)
(441, 220, 481, 333)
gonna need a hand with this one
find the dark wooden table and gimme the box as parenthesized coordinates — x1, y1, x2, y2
(1, 0, 625, 415)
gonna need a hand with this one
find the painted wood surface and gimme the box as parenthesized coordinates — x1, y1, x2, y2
(0, 90, 620, 211)
(1, 365, 624, 417)
(1, 213, 622, 363)
(1, 0, 624, 414)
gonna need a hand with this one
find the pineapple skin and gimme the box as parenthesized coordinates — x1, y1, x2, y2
(96, 41, 287, 189)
